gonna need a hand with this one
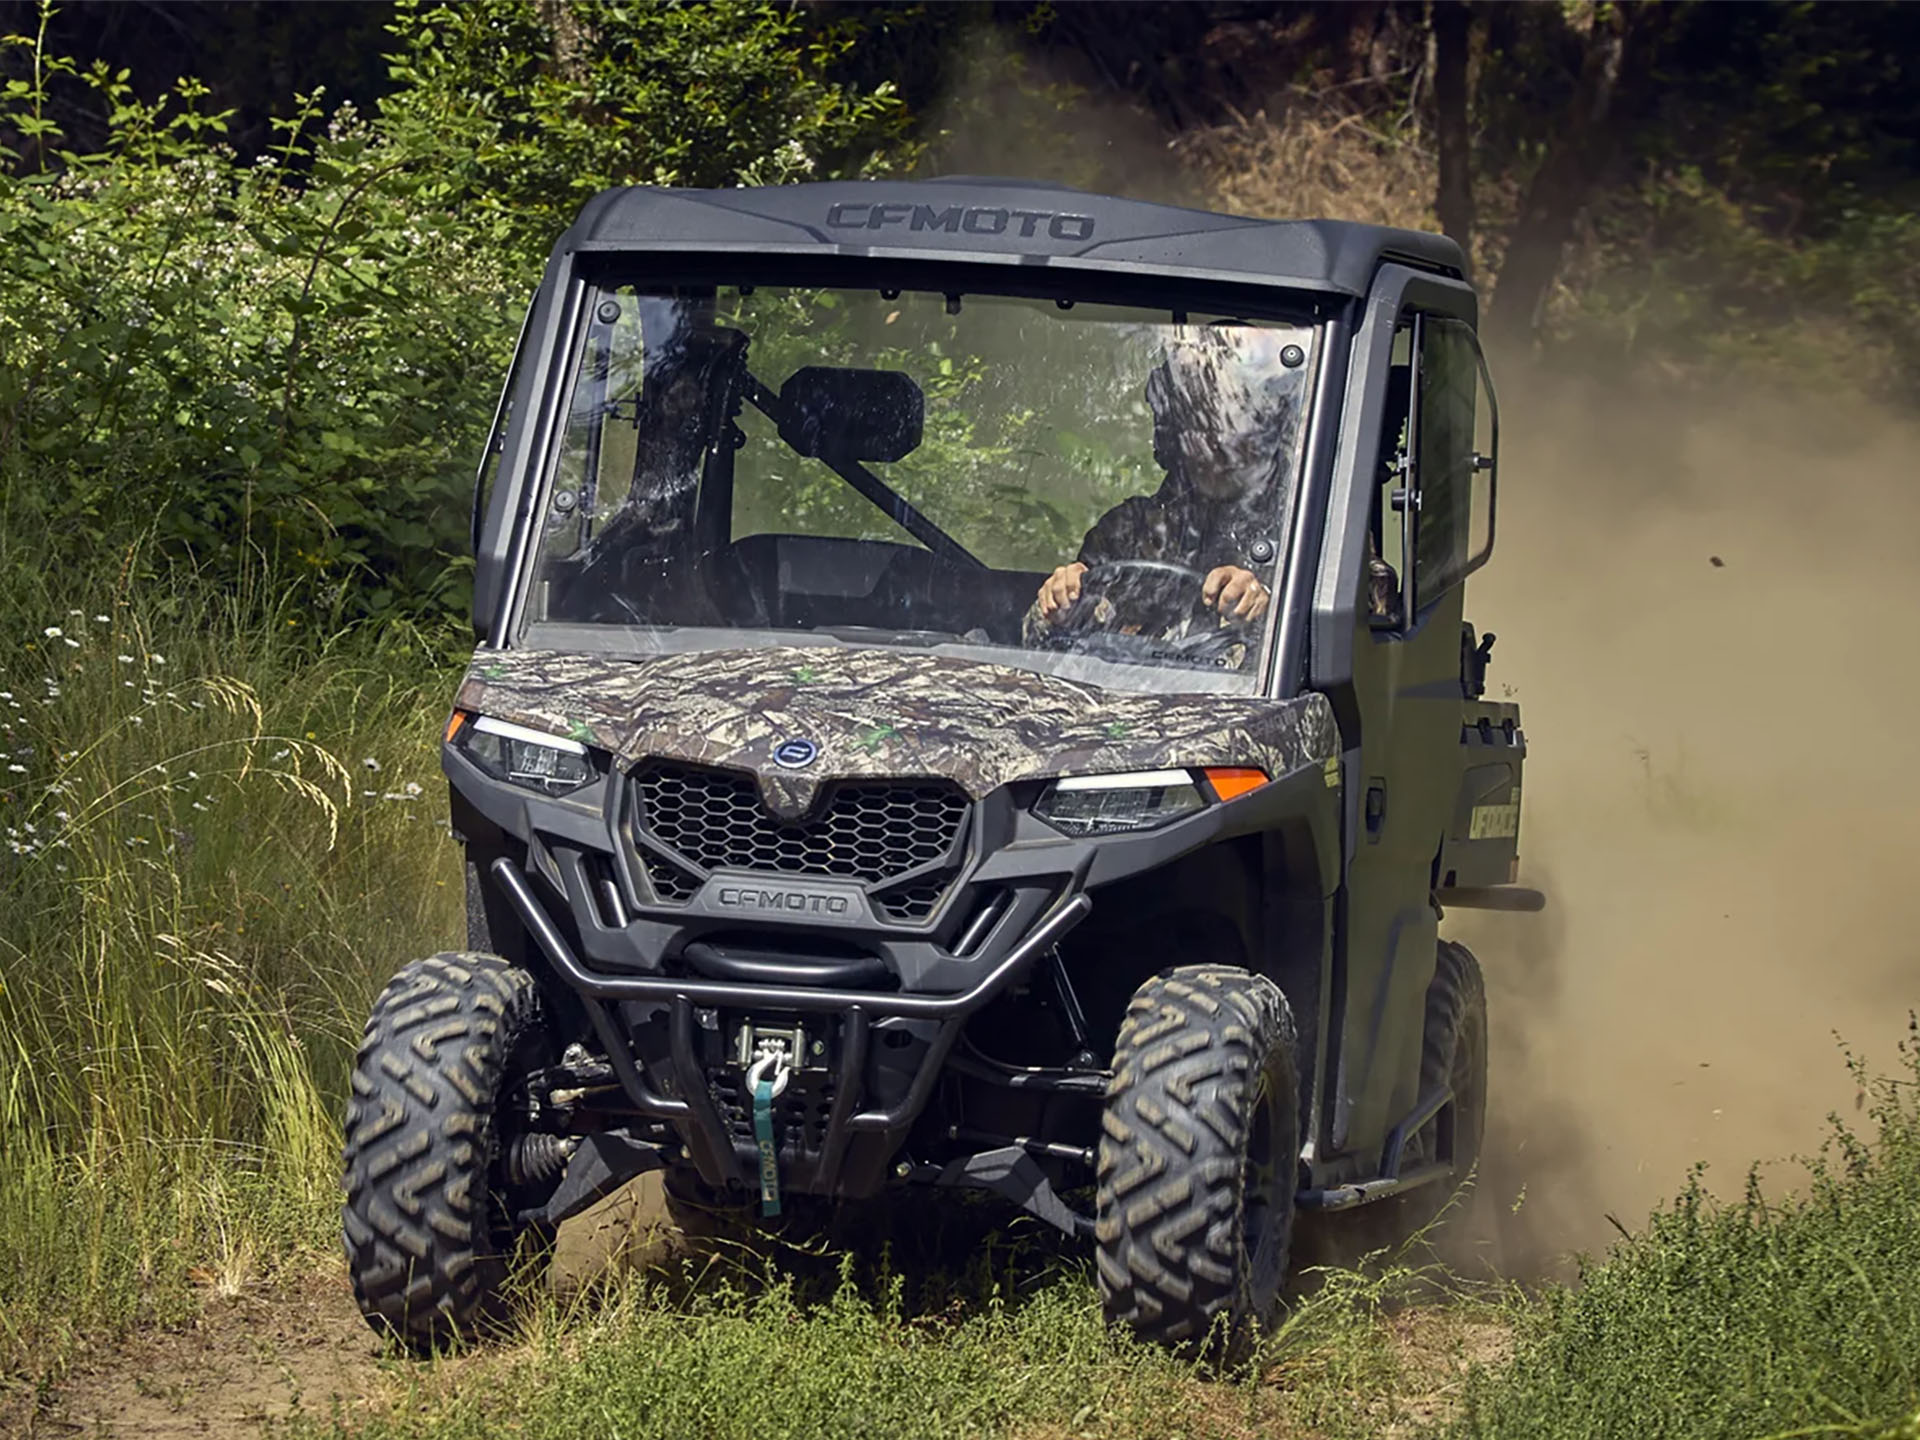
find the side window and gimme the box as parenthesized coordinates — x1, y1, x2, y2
(541, 291, 685, 566)
(473, 298, 536, 556)
(1410, 316, 1496, 611)
(1366, 323, 1414, 628)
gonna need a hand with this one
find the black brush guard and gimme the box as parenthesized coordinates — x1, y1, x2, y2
(489, 856, 1093, 1200)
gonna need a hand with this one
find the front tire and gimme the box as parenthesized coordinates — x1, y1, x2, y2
(1095, 964, 1300, 1353)
(341, 952, 555, 1350)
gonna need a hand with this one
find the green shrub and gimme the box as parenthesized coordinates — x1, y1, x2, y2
(1450, 1029, 1920, 1440)
(0, 0, 906, 628)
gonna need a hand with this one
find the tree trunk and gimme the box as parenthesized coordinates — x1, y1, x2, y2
(1485, 3, 1643, 353)
(1432, 0, 1476, 279)
(1329, 0, 1386, 87)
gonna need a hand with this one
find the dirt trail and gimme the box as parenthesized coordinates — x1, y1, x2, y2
(1447, 370, 1920, 1267)
(28, 1181, 677, 1438)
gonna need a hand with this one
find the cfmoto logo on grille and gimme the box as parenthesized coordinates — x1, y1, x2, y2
(715, 886, 850, 915)
(772, 737, 818, 769)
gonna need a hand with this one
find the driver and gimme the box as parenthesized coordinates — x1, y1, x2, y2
(1026, 324, 1295, 644)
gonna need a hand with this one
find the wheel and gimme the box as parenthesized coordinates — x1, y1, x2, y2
(1095, 964, 1300, 1353)
(341, 951, 559, 1350)
(1292, 939, 1488, 1272)
(1393, 938, 1489, 1237)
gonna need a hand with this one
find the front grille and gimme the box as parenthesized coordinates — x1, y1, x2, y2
(873, 877, 952, 924)
(631, 761, 968, 889)
(643, 851, 703, 902)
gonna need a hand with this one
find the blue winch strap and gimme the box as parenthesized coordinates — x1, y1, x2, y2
(753, 1074, 781, 1218)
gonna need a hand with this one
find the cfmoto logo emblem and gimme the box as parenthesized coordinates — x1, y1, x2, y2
(772, 737, 818, 769)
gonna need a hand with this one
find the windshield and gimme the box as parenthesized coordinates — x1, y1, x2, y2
(519, 284, 1320, 695)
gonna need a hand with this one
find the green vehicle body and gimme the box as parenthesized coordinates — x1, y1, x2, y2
(340, 178, 1530, 1353)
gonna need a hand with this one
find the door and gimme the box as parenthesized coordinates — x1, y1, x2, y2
(1333, 310, 1497, 1161)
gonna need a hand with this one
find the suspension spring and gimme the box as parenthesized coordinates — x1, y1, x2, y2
(507, 1132, 578, 1187)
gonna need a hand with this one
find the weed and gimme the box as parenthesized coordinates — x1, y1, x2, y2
(1448, 1023, 1920, 1440)
(0, 558, 462, 1379)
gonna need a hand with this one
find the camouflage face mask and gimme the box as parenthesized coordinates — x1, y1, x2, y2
(1148, 326, 1295, 500)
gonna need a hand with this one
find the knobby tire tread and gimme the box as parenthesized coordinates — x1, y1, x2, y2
(1374, 938, 1490, 1246)
(341, 951, 541, 1351)
(1095, 964, 1299, 1351)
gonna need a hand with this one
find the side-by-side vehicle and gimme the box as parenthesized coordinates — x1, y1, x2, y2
(340, 178, 1530, 1352)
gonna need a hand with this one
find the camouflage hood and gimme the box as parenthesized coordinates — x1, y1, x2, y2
(456, 646, 1339, 817)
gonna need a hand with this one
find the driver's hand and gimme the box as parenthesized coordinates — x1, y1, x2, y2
(1203, 566, 1271, 621)
(1036, 562, 1088, 621)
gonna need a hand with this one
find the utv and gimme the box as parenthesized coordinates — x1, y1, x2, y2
(341, 179, 1532, 1352)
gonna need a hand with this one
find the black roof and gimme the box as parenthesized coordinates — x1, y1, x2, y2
(557, 179, 1463, 298)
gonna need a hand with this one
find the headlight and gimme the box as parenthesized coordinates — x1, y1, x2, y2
(453, 713, 596, 795)
(1031, 766, 1272, 837)
(1033, 768, 1206, 836)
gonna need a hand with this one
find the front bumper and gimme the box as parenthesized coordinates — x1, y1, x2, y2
(452, 734, 1335, 1205)
(491, 854, 1091, 1196)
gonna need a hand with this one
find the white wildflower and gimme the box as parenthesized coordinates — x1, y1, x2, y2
(93, 614, 109, 624)
(6, 764, 23, 774)
(404, 781, 422, 797)
(117, 654, 134, 664)
(62, 638, 78, 649)
(42, 626, 62, 639)
(149, 654, 166, 665)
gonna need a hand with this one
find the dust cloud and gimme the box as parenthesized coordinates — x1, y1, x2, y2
(906, 27, 1202, 207)
(1444, 362, 1920, 1268)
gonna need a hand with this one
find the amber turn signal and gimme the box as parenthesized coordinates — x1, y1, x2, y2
(1202, 767, 1269, 802)
(444, 709, 472, 743)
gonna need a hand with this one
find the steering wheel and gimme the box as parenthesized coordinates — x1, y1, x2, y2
(1037, 559, 1257, 669)
(1065, 560, 1207, 631)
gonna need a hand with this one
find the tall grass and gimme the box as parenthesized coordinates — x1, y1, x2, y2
(1449, 1030, 1920, 1440)
(0, 555, 464, 1376)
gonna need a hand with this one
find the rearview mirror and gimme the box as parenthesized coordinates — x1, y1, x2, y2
(778, 366, 924, 463)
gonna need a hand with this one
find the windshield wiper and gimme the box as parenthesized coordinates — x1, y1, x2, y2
(740, 374, 986, 571)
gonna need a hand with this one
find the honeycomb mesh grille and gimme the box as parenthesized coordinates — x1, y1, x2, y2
(642, 851, 703, 902)
(873, 877, 952, 924)
(631, 762, 968, 889)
